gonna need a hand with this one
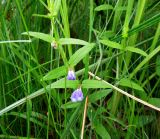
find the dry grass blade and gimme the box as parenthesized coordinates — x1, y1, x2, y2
(80, 96, 89, 139)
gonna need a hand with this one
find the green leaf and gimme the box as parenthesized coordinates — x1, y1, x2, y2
(32, 13, 56, 19)
(101, 31, 116, 39)
(61, 102, 81, 109)
(114, 6, 127, 11)
(148, 98, 160, 108)
(119, 78, 144, 92)
(82, 80, 111, 88)
(22, 31, 54, 43)
(61, 103, 83, 138)
(69, 43, 95, 66)
(58, 38, 89, 46)
(156, 55, 160, 76)
(95, 4, 113, 11)
(50, 79, 79, 89)
(125, 46, 147, 56)
(100, 39, 122, 49)
(134, 115, 155, 127)
(89, 89, 112, 102)
(8, 112, 47, 129)
(41, 66, 67, 81)
(94, 120, 111, 139)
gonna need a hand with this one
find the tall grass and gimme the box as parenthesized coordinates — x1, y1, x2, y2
(0, 0, 160, 138)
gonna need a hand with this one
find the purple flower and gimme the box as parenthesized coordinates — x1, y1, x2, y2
(67, 70, 76, 80)
(70, 88, 84, 102)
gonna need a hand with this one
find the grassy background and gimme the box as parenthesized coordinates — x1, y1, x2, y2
(0, 0, 160, 138)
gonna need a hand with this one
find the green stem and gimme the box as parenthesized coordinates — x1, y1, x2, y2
(60, 0, 72, 57)
(111, 0, 134, 115)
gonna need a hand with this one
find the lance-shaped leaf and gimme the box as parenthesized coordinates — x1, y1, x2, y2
(82, 80, 111, 88)
(22, 31, 55, 43)
(95, 4, 113, 11)
(50, 78, 79, 89)
(125, 46, 147, 56)
(100, 39, 122, 49)
(94, 120, 111, 139)
(148, 98, 160, 108)
(61, 102, 81, 109)
(89, 89, 112, 102)
(41, 66, 67, 81)
(58, 38, 89, 46)
(119, 78, 144, 92)
(69, 43, 95, 66)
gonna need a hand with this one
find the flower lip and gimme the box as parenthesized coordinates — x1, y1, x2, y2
(70, 88, 84, 102)
(67, 70, 76, 80)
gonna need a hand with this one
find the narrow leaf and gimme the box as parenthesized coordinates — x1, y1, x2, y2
(50, 79, 79, 89)
(114, 6, 127, 11)
(89, 89, 112, 102)
(148, 98, 160, 108)
(58, 38, 89, 46)
(69, 43, 95, 66)
(41, 66, 67, 81)
(135, 115, 155, 127)
(94, 121, 111, 139)
(61, 102, 81, 109)
(82, 80, 111, 88)
(22, 31, 54, 43)
(100, 39, 122, 49)
(8, 112, 47, 129)
(156, 55, 160, 76)
(101, 30, 116, 39)
(119, 78, 144, 92)
(95, 4, 113, 11)
(32, 14, 56, 19)
(126, 46, 147, 56)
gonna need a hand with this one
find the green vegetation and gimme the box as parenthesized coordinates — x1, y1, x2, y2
(0, 0, 160, 138)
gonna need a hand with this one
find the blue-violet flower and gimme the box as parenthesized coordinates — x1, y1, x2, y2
(70, 88, 84, 102)
(67, 70, 76, 80)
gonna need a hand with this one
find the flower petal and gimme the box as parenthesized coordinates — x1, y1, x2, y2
(70, 88, 83, 102)
(67, 70, 76, 80)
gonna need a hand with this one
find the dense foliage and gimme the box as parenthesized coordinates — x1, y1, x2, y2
(0, 0, 160, 138)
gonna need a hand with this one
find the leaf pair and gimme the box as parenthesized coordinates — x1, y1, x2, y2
(22, 32, 95, 81)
